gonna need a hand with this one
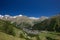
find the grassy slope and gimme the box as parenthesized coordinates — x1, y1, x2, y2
(39, 31, 60, 40)
(0, 26, 26, 40)
(0, 27, 60, 40)
(0, 32, 25, 40)
(0, 19, 26, 40)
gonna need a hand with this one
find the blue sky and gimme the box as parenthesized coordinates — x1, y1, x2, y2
(0, 0, 60, 17)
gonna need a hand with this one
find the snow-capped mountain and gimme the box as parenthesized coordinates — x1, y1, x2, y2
(0, 14, 48, 26)
(0, 14, 48, 19)
(0, 14, 40, 19)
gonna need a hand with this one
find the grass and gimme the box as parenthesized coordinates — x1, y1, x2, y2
(38, 31, 60, 40)
(0, 32, 25, 40)
(0, 30, 60, 40)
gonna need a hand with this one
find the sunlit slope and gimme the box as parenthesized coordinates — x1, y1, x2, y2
(0, 32, 25, 40)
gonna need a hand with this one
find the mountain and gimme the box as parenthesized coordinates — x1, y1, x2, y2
(0, 15, 48, 27)
(0, 19, 60, 40)
(38, 16, 48, 21)
(32, 15, 60, 32)
(0, 15, 60, 40)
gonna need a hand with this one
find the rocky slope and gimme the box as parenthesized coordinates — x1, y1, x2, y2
(0, 15, 48, 26)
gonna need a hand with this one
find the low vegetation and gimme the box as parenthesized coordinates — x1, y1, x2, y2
(0, 15, 60, 40)
(32, 15, 60, 32)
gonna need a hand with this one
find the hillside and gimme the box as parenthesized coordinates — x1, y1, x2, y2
(0, 15, 60, 40)
(32, 15, 60, 32)
(0, 30, 60, 40)
(0, 32, 25, 40)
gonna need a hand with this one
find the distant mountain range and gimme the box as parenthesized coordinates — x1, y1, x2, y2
(0, 14, 48, 26)
(0, 14, 48, 19)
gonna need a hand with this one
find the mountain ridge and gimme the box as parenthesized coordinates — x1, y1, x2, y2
(0, 14, 48, 26)
(0, 14, 48, 20)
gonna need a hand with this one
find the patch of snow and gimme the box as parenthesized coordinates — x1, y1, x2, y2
(18, 14, 23, 16)
(29, 17, 39, 19)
